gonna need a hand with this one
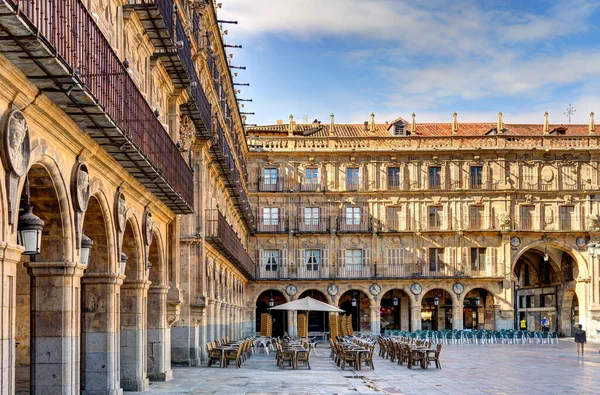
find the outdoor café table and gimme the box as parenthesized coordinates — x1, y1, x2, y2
(344, 348, 369, 370)
(215, 345, 237, 368)
(281, 346, 307, 369)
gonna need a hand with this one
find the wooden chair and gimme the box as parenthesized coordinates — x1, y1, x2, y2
(426, 344, 443, 369)
(224, 346, 243, 368)
(406, 345, 425, 369)
(207, 344, 223, 368)
(387, 339, 397, 362)
(279, 348, 295, 369)
(360, 344, 375, 370)
(296, 345, 311, 369)
(341, 349, 357, 370)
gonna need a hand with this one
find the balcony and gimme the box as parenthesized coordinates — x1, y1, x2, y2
(338, 215, 372, 233)
(374, 262, 500, 278)
(255, 216, 288, 233)
(205, 210, 255, 279)
(380, 216, 415, 232)
(258, 177, 287, 192)
(300, 180, 323, 192)
(0, 0, 193, 213)
(387, 178, 404, 191)
(296, 216, 331, 233)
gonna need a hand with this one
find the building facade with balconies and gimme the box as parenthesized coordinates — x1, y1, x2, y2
(0, 0, 250, 393)
(245, 113, 600, 340)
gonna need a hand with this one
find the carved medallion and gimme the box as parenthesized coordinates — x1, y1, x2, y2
(72, 163, 90, 212)
(115, 192, 127, 233)
(143, 208, 153, 247)
(1, 109, 30, 177)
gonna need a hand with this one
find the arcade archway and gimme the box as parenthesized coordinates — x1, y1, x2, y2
(298, 289, 329, 335)
(339, 290, 370, 332)
(462, 288, 494, 330)
(380, 289, 411, 332)
(256, 290, 287, 337)
(421, 289, 453, 331)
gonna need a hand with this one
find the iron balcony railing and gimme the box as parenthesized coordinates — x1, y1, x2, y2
(300, 180, 323, 192)
(0, 0, 193, 213)
(253, 262, 500, 280)
(296, 215, 331, 233)
(338, 214, 372, 233)
(258, 177, 287, 192)
(205, 209, 255, 278)
(255, 216, 289, 233)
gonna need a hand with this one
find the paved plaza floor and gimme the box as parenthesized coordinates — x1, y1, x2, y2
(130, 339, 600, 395)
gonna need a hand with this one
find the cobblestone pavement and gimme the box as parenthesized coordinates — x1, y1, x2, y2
(130, 339, 600, 395)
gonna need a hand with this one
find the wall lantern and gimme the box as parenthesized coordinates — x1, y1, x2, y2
(80, 233, 93, 266)
(475, 296, 481, 306)
(351, 292, 357, 307)
(120, 252, 128, 275)
(433, 296, 440, 306)
(392, 296, 399, 307)
(17, 177, 45, 256)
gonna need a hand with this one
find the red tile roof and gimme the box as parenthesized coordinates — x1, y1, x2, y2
(247, 122, 590, 137)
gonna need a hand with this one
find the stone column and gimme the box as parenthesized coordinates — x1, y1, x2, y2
(288, 310, 297, 337)
(370, 306, 380, 334)
(0, 242, 23, 395)
(81, 273, 125, 395)
(452, 301, 464, 330)
(410, 305, 422, 331)
(214, 302, 222, 340)
(147, 285, 172, 382)
(206, 299, 215, 344)
(119, 280, 149, 392)
(27, 260, 85, 395)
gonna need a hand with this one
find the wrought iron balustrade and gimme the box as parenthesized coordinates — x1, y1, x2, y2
(296, 216, 330, 233)
(255, 216, 289, 233)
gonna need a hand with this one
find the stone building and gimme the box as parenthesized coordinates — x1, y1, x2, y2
(245, 112, 600, 340)
(0, 0, 249, 393)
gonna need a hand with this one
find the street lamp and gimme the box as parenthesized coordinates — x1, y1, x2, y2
(80, 233, 93, 266)
(17, 177, 45, 256)
(433, 296, 440, 306)
(351, 294, 357, 307)
(392, 296, 399, 307)
(475, 296, 481, 306)
(269, 291, 274, 307)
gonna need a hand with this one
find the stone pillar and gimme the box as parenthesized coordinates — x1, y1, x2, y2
(452, 301, 464, 330)
(370, 306, 380, 334)
(0, 242, 23, 395)
(205, 299, 215, 344)
(147, 285, 172, 382)
(120, 280, 149, 392)
(288, 310, 297, 337)
(410, 305, 422, 331)
(28, 260, 85, 395)
(400, 296, 410, 331)
(81, 273, 125, 395)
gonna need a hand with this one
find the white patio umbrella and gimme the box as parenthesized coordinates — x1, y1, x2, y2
(269, 296, 343, 338)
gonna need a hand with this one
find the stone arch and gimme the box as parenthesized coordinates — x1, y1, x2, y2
(338, 289, 371, 332)
(420, 288, 454, 331)
(512, 240, 588, 279)
(122, 215, 145, 281)
(380, 288, 412, 332)
(461, 284, 498, 305)
(82, 195, 114, 274)
(561, 289, 580, 336)
(337, 284, 375, 304)
(416, 284, 456, 305)
(255, 289, 289, 337)
(298, 289, 330, 334)
(251, 287, 290, 305)
(148, 229, 166, 287)
(295, 284, 333, 305)
(462, 287, 496, 330)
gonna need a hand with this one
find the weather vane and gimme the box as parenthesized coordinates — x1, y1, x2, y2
(564, 104, 576, 124)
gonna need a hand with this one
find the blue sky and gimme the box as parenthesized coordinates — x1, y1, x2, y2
(219, 0, 600, 126)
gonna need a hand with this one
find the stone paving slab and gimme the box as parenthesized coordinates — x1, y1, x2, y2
(127, 339, 600, 395)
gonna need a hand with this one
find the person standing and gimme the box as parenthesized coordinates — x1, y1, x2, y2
(541, 316, 550, 332)
(574, 324, 586, 358)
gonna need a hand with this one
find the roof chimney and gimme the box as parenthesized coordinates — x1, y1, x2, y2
(543, 111, 549, 135)
(411, 113, 416, 133)
(370, 113, 375, 133)
(288, 114, 295, 135)
(329, 113, 335, 135)
(497, 112, 503, 133)
(452, 112, 458, 135)
(590, 112, 595, 134)
(363, 121, 369, 132)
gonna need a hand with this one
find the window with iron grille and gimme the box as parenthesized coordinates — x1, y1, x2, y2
(470, 166, 483, 188)
(304, 207, 319, 226)
(346, 207, 361, 225)
(263, 207, 279, 225)
(429, 166, 441, 188)
(304, 249, 321, 271)
(429, 248, 444, 272)
(470, 248, 486, 272)
(345, 249, 363, 271)
(263, 250, 280, 271)
(346, 167, 360, 190)
(387, 167, 401, 189)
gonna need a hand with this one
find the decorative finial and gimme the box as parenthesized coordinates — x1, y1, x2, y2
(452, 112, 458, 135)
(370, 113, 375, 133)
(497, 112, 503, 133)
(330, 113, 335, 135)
(288, 114, 295, 135)
(590, 112, 595, 134)
(543, 111, 549, 134)
(411, 113, 416, 133)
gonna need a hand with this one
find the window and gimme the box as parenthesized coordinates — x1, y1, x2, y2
(345, 249, 362, 271)
(387, 167, 401, 189)
(523, 264, 530, 286)
(561, 166, 577, 190)
(429, 248, 444, 272)
(304, 249, 321, 271)
(394, 123, 406, 136)
(263, 207, 279, 225)
(305, 168, 319, 184)
(429, 166, 441, 189)
(470, 206, 484, 229)
(470, 248, 486, 272)
(346, 167, 360, 190)
(470, 166, 483, 188)
(304, 207, 319, 226)
(428, 206, 443, 229)
(522, 166, 536, 189)
(520, 206, 534, 230)
(263, 249, 280, 271)
(560, 206, 574, 230)
(346, 207, 361, 225)
(540, 294, 555, 308)
(263, 168, 278, 184)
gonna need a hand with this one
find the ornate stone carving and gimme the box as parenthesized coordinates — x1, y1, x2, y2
(72, 162, 90, 213)
(143, 208, 153, 247)
(179, 116, 196, 151)
(116, 192, 127, 233)
(587, 214, 600, 231)
(499, 213, 512, 230)
(1, 108, 30, 177)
